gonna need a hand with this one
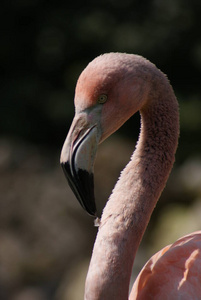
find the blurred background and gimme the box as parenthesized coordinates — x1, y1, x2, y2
(1, 1, 201, 299)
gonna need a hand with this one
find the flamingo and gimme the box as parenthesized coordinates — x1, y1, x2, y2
(60, 53, 201, 299)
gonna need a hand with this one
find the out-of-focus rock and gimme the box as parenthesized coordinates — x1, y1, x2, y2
(0, 138, 200, 299)
(12, 287, 47, 300)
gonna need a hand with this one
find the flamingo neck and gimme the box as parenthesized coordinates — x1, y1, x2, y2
(85, 78, 179, 300)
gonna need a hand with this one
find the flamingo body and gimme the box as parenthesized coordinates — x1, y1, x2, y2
(130, 231, 201, 299)
(60, 53, 201, 299)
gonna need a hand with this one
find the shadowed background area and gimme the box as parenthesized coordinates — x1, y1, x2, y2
(1, 1, 201, 299)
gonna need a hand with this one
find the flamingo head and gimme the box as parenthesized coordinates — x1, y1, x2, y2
(60, 53, 150, 216)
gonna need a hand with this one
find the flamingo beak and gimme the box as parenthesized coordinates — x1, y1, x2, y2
(60, 112, 100, 216)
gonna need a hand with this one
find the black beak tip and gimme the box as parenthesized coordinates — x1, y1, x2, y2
(61, 162, 97, 217)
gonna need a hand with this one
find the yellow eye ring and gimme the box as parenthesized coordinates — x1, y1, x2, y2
(98, 94, 107, 104)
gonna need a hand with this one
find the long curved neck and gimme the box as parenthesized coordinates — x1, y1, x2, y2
(84, 76, 179, 300)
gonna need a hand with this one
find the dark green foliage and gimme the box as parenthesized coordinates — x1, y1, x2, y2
(1, 1, 201, 157)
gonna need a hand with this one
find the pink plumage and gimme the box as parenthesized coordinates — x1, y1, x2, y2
(60, 53, 201, 300)
(130, 232, 201, 299)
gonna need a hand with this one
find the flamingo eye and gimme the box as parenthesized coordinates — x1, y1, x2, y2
(97, 94, 107, 104)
